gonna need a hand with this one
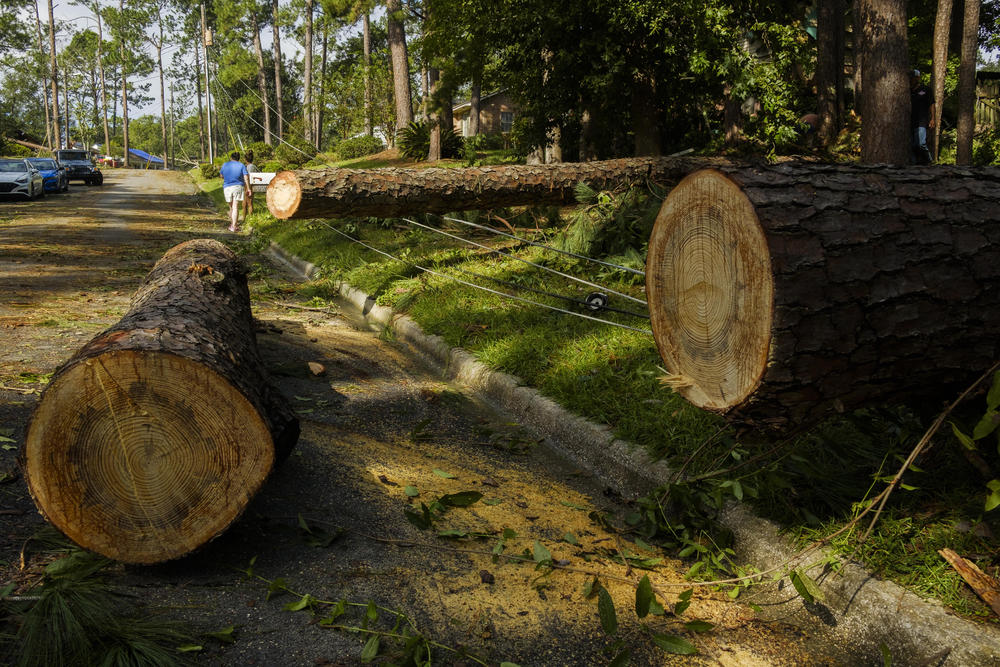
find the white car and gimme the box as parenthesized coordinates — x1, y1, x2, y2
(0, 158, 44, 199)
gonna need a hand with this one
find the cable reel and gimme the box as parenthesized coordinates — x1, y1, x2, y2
(585, 292, 609, 311)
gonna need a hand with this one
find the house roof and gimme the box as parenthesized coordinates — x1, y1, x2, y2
(452, 90, 507, 113)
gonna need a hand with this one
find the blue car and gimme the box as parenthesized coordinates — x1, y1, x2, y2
(26, 157, 69, 193)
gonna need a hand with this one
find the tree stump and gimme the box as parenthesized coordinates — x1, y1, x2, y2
(22, 239, 299, 564)
(265, 156, 710, 219)
(646, 163, 1000, 428)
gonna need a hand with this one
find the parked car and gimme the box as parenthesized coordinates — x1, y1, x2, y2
(53, 149, 103, 185)
(0, 158, 44, 199)
(26, 157, 69, 193)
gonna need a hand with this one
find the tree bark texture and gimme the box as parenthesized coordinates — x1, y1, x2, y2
(931, 0, 953, 160)
(363, 13, 373, 136)
(252, 11, 272, 145)
(22, 239, 299, 564)
(303, 0, 314, 146)
(272, 0, 285, 139)
(816, 0, 845, 146)
(956, 0, 981, 165)
(265, 157, 710, 220)
(646, 163, 1000, 430)
(386, 0, 413, 130)
(858, 0, 911, 164)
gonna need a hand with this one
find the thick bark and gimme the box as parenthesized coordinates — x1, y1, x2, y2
(303, 0, 313, 145)
(363, 13, 372, 136)
(631, 75, 661, 156)
(931, 0, 953, 160)
(251, 11, 272, 146)
(469, 76, 481, 136)
(194, 37, 206, 159)
(427, 67, 441, 161)
(48, 0, 60, 149)
(121, 0, 129, 164)
(22, 239, 299, 564)
(96, 10, 110, 156)
(386, 0, 413, 130)
(955, 0, 980, 165)
(858, 0, 910, 164)
(266, 157, 708, 219)
(317, 22, 327, 149)
(272, 0, 285, 139)
(816, 0, 845, 146)
(32, 1, 53, 149)
(647, 164, 1000, 430)
(155, 28, 167, 169)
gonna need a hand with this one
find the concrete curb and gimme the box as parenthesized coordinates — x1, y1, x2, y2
(273, 248, 1000, 666)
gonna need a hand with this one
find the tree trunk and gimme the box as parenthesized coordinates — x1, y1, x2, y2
(316, 21, 327, 150)
(33, 1, 52, 150)
(816, 0, 845, 146)
(272, 0, 285, 139)
(631, 74, 661, 156)
(469, 75, 481, 136)
(120, 0, 129, 165)
(363, 13, 372, 136)
(252, 11, 272, 146)
(427, 66, 441, 161)
(22, 239, 299, 564)
(646, 164, 1000, 429)
(156, 33, 167, 169)
(858, 0, 910, 164)
(194, 37, 206, 159)
(303, 0, 313, 145)
(955, 0, 980, 165)
(96, 10, 111, 156)
(931, 0, 953, 160)
(266, 156, 705, 219)
(386, 0, 412, 131)
(47, 0, 60, 149)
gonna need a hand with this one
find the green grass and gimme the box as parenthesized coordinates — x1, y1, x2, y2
(204, 172, 1000, 625)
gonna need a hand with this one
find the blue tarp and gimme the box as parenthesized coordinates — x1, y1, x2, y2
(128, 148, 164, 165)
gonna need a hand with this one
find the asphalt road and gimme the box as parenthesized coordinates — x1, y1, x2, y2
(0, 170, 850, 665)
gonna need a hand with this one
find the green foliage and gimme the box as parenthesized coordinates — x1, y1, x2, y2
(274, 137, 316, 169)
(199, 162, 220, 179)
(261, 160, 284, 173)
(335, 135, 385, 160)
(949, 370, 1000, 512)
(397, 121, 463, 160)
(246, 141, 274, 161)
(557, 184, 665, 260)
(971, 129, 1000, 166)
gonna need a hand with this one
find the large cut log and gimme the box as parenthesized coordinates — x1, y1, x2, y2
(22, 239, 299, 564)
(266, 156, 711, 219)
(646, 163, 1000, 429)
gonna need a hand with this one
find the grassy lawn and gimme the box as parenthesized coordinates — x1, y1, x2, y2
(189, 163, 1000, 625)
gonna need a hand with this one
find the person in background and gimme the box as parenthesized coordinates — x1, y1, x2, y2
(219, 151, 250, 233)
(910, 69, 935, 165)
(243, 150, 258, 220)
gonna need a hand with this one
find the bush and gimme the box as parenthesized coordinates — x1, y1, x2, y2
(261, 160, 284, 173)
(274, 137, 315, 169)
(1, 142, 33, 157)
(336, 135, 385, 160)
(972, 130, 1000, 166)
(246, 141, 274, 161)
(397, 121, 463, 160)
(463, 133, 506, 151)
(199, 162, 219, 179)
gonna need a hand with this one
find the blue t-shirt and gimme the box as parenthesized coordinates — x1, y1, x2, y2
(220, 160, 248, 187)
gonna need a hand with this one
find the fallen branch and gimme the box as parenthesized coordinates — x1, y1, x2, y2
(939, 548, 1000, 618)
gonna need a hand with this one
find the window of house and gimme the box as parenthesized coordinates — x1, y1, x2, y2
(500, 111, 514, 133)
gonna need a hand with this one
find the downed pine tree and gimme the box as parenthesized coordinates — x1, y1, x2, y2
(266, 156, 710, 219)
(646, 163, 1000, 429)
(22, 239, 299, 564)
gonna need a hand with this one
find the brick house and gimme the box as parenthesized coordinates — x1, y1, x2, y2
(452, 90, 517, 137)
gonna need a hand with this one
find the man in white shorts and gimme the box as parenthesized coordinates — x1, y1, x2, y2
(219, 152, 250, 233)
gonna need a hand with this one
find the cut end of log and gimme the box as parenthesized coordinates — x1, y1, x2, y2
(646, 169, 774, 412)
(24, 349, 275, 564)
(265, 170, 303, 220)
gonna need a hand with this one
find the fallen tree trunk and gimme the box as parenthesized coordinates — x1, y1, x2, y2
(22, 239, 299, 564)
(646, 163, 1000, 429)
(266, 156, 711, 219)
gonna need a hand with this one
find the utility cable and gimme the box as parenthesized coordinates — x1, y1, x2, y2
(315, 221, 653, 335)
(442, 215, 645, 277)
(401, 217, 648, 307)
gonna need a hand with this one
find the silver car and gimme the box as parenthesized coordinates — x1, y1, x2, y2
(0, 158, 44, 199)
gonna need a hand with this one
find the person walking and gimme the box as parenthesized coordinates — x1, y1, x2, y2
(910, 69, 935, 165)
(219, 152, 250, 233)
(243, 151, 258, 220)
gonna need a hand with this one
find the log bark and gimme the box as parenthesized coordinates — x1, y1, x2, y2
(22, 239, 299, 564)
(646, 163, 1000, 429)
(266, 157, 710, 220)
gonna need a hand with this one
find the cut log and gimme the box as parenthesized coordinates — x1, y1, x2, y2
(265, 156, 710, 219)
(646, 163, 1000, 428)
(22, 239, 299, 564)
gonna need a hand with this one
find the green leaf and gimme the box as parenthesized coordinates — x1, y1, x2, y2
(635, 574, 653, 618)
(651, 634, 697, 655)
(404, 503, 433, 530)
(499, 663, 522, 667)
(597, 587, 618, 635)
(583, 576, 600, 599)
(532, 540, 552, 564)
(437, 529, 469, 538)
(404, 485, 419, 497)
(950, 422, 978, 450)
(365, 601, 378, 624)
(360, 634, 380, 663)
(266, 577, 288, 601)
(674, 599, 691, 615)
(985, 479, 1000, 512)
(560, 500, 588, 510)
(177, 645, 203, 653)
(319, 600, 347, 626)
(790, 569, 825, 603)
(563, 532, 579, 545)
(987, 371, 1000, 410)
(439, 491, 483, 507)
(483, 498, 503, 506)
(283, 594, 313, 612)
(973, 411, 1000, 440)
(205, 625, 236, 644)
(684, 620, 715, 633)
(608, 647, 631, 667)
(0, 435, 15, 443)
(678, 588, 693, 602)
(648, 597, 666, 616)
(880, 641, 892, 667)
(432, 469, 456, 479)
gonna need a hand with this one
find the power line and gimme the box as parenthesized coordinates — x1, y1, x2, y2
(314, 220, 653, 335)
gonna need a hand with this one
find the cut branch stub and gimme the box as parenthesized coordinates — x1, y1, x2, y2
(265, 157, 712, 220)
(647, 163, 1000, 428)
(23, 239, 298, 564)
